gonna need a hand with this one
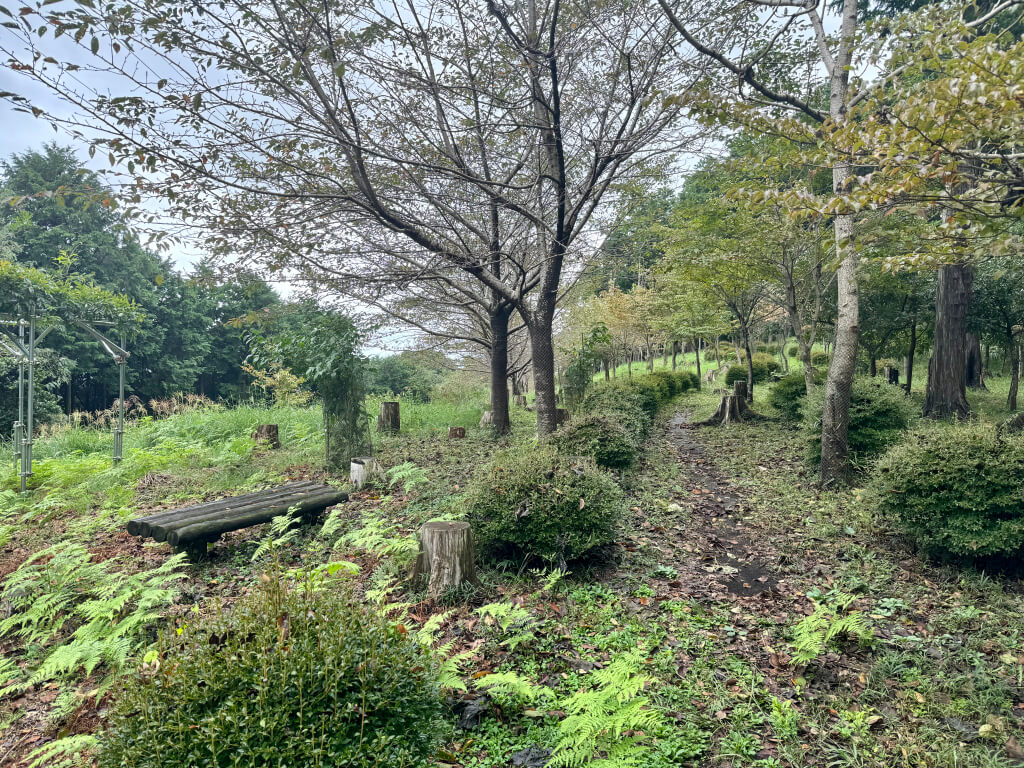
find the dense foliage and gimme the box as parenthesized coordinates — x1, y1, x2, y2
(466, 445, 623, 565)
(554, 414, 639, 470)
(871, 425, 1024, 561)
(98, 575, 446, 768)
(803, 377, 915, 469)
(768, 369, 824, 422)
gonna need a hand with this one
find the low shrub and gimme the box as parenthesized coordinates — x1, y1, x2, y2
(673, 370, 698, 392)
(632, 376, 669, 409)
(705, 344, 733, 362)
(768, 369, 824, 422)
(466, 445, 623, 564)
(99, 575, 446, 768)
(725, 360, 769, 386)
(757, 343, 779, 355)
(554, 414, 639, 470)
(579, 386, 652, 440)
(811, 350, 830, 367)
(803, 376, 915, 469)
(871, 424, 1024, 561)
(750, 352, 781, 376)
(787, 345, 799, 358)
(649, 371, 680, 396)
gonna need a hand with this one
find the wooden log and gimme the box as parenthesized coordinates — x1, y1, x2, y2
(448, 426, 466, 439)
(513, 395, 528, 407)
(350, 457, 381, 489)
(165, 489, 347, 547)
(377, 401, 400, 433)
(128, 481, 320, 537)
(147, 486, 329, 542)
(479, 410, 494, 428)
(412, 521, 482, 600)
(555, 408, 569, 426)
(251, 424, 280, 448)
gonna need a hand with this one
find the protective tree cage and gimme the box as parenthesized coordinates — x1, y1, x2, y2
(2, 315, 131, 492)
(322, 373, 372, 473)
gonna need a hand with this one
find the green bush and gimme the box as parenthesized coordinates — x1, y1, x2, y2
(99, 576, 446, 768)
(466, 445, 623, 564)
(673, 370, 698, 392)
(750, 352, 781, 376)
(649, 371, 680, 396)
(787, 345, 799, 358)
(811, 350, 830, 367)
(757, 343, 779, 355)
(554, 414, 639, 470)
(579, 386, 652, 441)
(632, 376, 669, 408)
(803, 376, 915, 469)
(871, 424, 1024, 561)
(725, 361, 768, 386)
(767, 369, 824, 422)
(705, 344, 733, 362)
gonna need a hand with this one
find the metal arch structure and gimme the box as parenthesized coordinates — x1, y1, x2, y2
(1, 315, 130, 492)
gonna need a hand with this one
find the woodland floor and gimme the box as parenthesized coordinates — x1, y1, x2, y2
(2, 392, 1024, 767)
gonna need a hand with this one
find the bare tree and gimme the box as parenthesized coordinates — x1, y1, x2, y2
(2, 0, 697, 434)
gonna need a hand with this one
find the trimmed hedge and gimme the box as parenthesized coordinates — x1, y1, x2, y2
(768, 369, 825, 422)
(803, 376, 915, 470)
(811, 350, 830, 367)
(466, 445, 623, 564)
(100, 577, 445, 768)
(871, 424, 1024, 561)
(579, 385, 652, 442)
(555, 414, 640, 470)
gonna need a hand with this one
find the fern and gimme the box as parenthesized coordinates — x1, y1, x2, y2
(477, 601, 539, 652)
(475, 670, 553, 705)
(25, 734, 97, 768)
(251, 507, 304, 561)
(338, 513, 419, 560)
(550, 652, 664, 768)
(386, 461, 429, 493)
(791, 590, 875, 664)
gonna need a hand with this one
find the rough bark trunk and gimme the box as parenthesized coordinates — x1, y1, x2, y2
(671, 340, 679, 371)
(1009, 341, 1020, 411)
(701, 380, 759, 426)
(377, 401, 400, 433)
(965, 332, 985, 390)
(489, 310, 513, 434)
(924, 264, 972, 420)
(528, 316, 559, 436)
(741, 328, 755, 401)
(904, 316, 917, 394)
(693, 337, 702, 388)
(413, 521, 482, 600)
(869, 357, 877, 377)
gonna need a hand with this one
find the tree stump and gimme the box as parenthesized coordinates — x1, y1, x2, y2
(448, 426, 466, 439)
(412, 521, 482, 599)
(479, 410, 494, 428)
(555, 408, 569, 426)
(251, 424, 280, 448)
(513, 395, 528, 408)
(377, 401, 400, 433)
(350, 457, 381, 489)
(883, 366, 899, 386)
(701, 380, 761, 426)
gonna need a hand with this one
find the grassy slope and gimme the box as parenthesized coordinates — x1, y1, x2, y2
(2, 376, 1023, 767)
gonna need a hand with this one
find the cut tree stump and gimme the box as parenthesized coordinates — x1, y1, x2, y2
(701, 380, 762, 426)
(378, 401, 400, 433)
(251, 424, 280, 449)
(413, 521, 482, 599)
(479, 410, 494, 428)
(350, 457, 381, 489)
(448, 426, 466, 439)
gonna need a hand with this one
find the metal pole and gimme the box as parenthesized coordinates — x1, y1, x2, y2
(13, 320, 24, 471)
(21, 317, 35, 492)
(114, 332, 125, 465)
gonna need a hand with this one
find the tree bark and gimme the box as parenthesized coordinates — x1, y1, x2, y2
(413, 521, 482, 600)
(869, 357, 877, 377)
(965, 332, 985, 390)
(924, 264, 972, 419)
(904, 315, 917, 394)
(528, 316, 559, 436)
(741, 327, 755, 401)
(252, 424, 280, 449)
(1009, 340, 1020, 411)
(489, 309, 513, 434)
(693, 337, 702, 387)
(377, 401, 401, 433)
(448, 426, 467, 439)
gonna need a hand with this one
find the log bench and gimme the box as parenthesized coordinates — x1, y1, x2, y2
(126, 480, 348, 560)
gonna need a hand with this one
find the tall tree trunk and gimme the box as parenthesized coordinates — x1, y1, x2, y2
(904, 316, 917, 394)
(627, 351, 632, 378)
(648, 342, 655, 373)
(1008, 339, 1019, 411)
(693, 336, 702, 388)
(924, 264, 972, 420)
(818, 0, 860, 487)
(741, 326, 755, 401)
(965, 332, 985, 390)
(603, 358, 610, 380)
(489, 309, 512, 434)
(527, 315, 558, 435)
(869, 356, 877, 377)
(671, 340, 679, 370)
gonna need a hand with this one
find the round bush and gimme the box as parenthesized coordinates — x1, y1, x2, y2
(673, 370, 697, 392)
(632, 376, 670, 408)
(787, 345, 799, 358)
(767, 369, 824, 422)
(725, 360, 771, 386)
(750, 352, 781, 377)
(466, 445, 623, 564)
(871, 425, 1024, 560)
(580, 386, 652, 440)
(554, 414, 639, 470)
(803, 376, 915, 469)
(649, 371, 680, 396)
(99, 577, 445, 768)
(811, 350, 830, 367)
(705, 344, 733, 362)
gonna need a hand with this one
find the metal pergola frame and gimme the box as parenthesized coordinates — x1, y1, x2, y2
(1, 315, 130, 492)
